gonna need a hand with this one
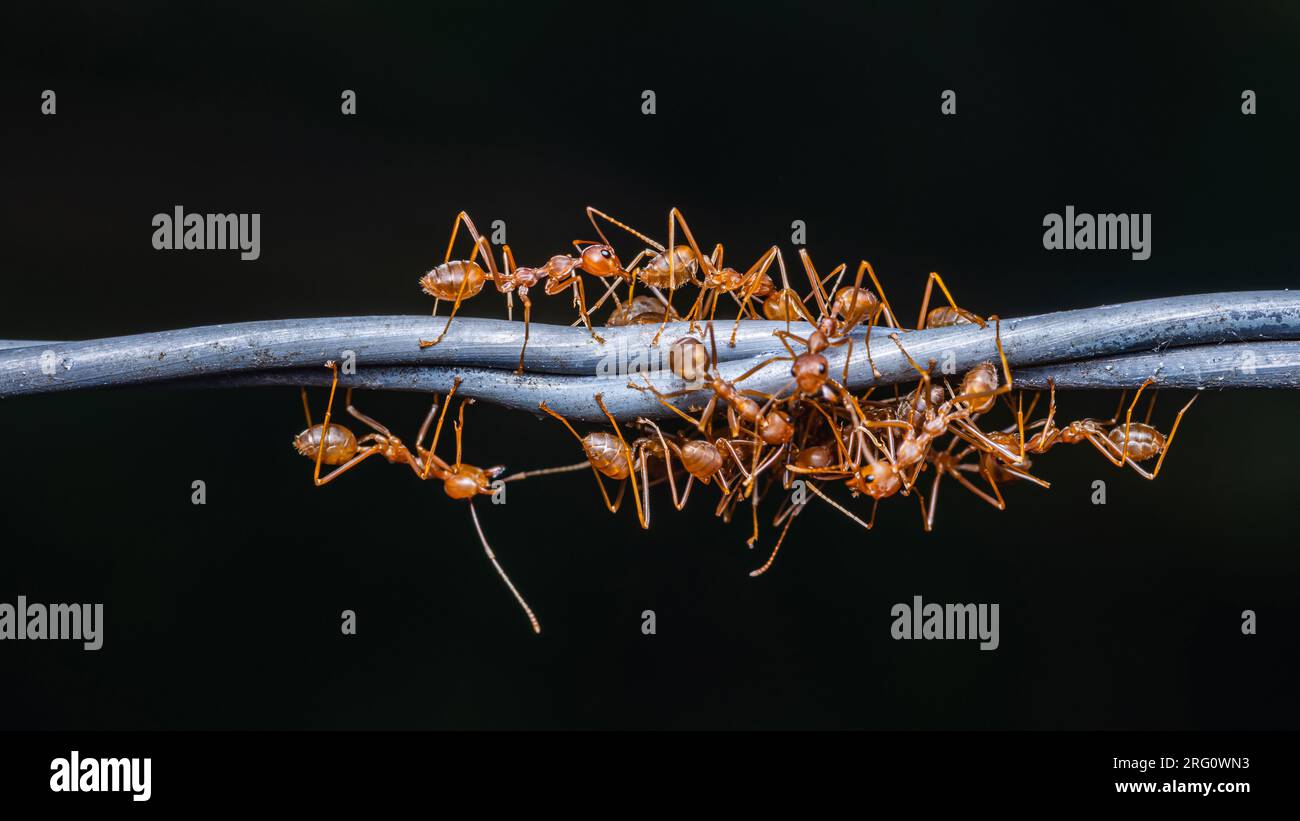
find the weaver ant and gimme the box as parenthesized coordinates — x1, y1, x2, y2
(294, 362, 541, 634)
(1013, 377, 1198, 480)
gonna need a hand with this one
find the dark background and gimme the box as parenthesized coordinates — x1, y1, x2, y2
(0, 1, 1296, 729)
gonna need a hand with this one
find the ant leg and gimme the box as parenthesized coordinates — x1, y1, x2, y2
(733, 354, 796, 385)
(637, 442, 654, 529)
(420, 378, 462, 478)
(797, 249, 832, 318)
(569, 275, 605, 344)
(853, 260, 902, 331)
(944, 463, 1005, 510)
(451, 397, 474, 470)
(774, 329, 811, 354)
(1132, 394, 1198, 480)
(1082, 430, 1128, 468)
(676, 473, 696, 511)
(596, 393, 647, 529)
(415, 398, 439, 451)
(309, 362, 387, 485)
(537, 400, 626, 515)
(889, 333, 934, 421)
(467, 501, 540, 635)
(995, 463, 1051, 488)
(861, 300, 884, 379)
(651, 208, 702, 344)
(641, 419, 686, 511)
(721, 439, 754, 483)
(916, 271, 985, 330)
(345, 388, 395, 438)
(1116, 377, 1157, 467)
(312, 361, 341, 483)
(1098, 389, 1130, 427)
(515, 290, 532, 374)
(728, 246, 782, 346)
(629, 376, 715, 432)
(313, 446, 385, 486)
(300, 387, 314, 428)
(582, 276, 622, 324)
(924, 437, 965, 530)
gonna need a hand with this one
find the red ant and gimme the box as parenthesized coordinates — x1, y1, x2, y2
(294, 362, 541, 634)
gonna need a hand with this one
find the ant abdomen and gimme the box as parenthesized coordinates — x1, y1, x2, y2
(1107, 423, 1164, 461)
(582, 431, 632, 479)
(959, 361, 1000, 413)
(681, 440, 723, 479)
(641, 245, 698, 289)
(926, 306, 976, 328)
(419, 259, 488, 301)
(293, 424, 357, 465)
(667, 337, 710, 382)
(831, 286, 880, 325)
(795, 445, 833, 469)
(762, 291, 802, 320)
(607, 295, 675, 327)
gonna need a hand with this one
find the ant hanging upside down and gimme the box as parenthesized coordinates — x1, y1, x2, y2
(293, 361, 542, 634)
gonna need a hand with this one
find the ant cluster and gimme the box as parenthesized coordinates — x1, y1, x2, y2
(292, 207, 1198, 634)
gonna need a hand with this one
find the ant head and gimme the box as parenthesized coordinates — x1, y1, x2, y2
(444, 464, 491, 500)
(791, 352, 829, 395)
(579, 244, 621, 277)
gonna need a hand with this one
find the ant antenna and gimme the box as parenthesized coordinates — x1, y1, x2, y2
(468, 501, 541, 635)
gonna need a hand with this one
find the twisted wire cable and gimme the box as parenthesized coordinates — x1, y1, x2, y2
(1, 290, 1297, 420)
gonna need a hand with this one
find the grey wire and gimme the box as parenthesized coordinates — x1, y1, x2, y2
(1012, 341, 1300, 390)
(169, 340, 1299, 420)
(1, 290, 1297, 420)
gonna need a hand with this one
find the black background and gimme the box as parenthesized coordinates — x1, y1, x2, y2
(1, 1, 1297, 731)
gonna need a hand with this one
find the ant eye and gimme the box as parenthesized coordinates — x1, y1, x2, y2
(600, 249, 612, 258)
(790, 365, 798, 377)
(817, 363, 826, 374)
